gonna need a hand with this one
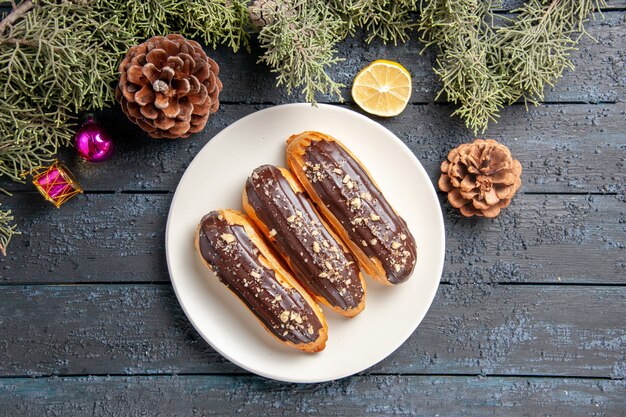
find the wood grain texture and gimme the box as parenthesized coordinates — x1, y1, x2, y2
(0, 375, 624, 417)
(1, 284, 623, 378)
(2, 194, 623, 284)
(1, 101, 623, 194)
(0, 5, 624, 414)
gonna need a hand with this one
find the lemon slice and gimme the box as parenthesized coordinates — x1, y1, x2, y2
(351, 60, 412, 117)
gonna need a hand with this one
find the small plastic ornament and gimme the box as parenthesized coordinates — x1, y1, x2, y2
(74, 115, 114, 162)
(31, 160, 82, 208)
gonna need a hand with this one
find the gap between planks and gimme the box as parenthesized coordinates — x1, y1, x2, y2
(0, 372, 621, 381)
(1, 190, 620, 196)
(0, 281, 624, 287)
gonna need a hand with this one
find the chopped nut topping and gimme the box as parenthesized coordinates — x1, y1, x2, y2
(291, 311, 303, 324)
(361, 240, 368, 247)
(280, 310, 290, 323)
(250, 271, 261, 279)
(347, 181, 354, 189)
(252, 172, 260, 180)
(283, 330, 288, 336)
(307, 325, 314, 335)
(333, 168, 343, 174)
(400, 233, 407, 240)
(319, 272, 328, 278)
(325, 261, 334, 270)
(312, 230, 319, 236)
(269, 229, 277, 237)
(391, 241, 402, 250)
(296, 210, 303, 217)
(220, 233, 236, 244)
(370, 238, 378, 245)
(274, 295, 282, 302)
(313, 242, 321, 253)
(394, 264, 402, 272)
(342, 174, 351, 184)
(322, 240, 330, 248)
(218, 214, 224, 220)
(352, 217, 363, 225)
(330, 246, 338, 253)
(351, 197, 362, 209)
(403, 250, 411, 257)
(286, 215, 296, 223)
(361, 192, 372, 201)
(370, 213, 381, 221)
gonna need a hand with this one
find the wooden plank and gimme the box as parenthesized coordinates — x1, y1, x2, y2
(0, 284, 623, 377)
(442, 194, 626, 284)
(2, 193, 623, 284)
(0, 375, 623, 417)
(1, 101, 623, 194)
(0, 193, 171, 283)
(210, 12, 624, 104)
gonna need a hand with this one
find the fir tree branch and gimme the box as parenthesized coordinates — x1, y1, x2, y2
(418, 0, 605, 134)
(330, 0, 418, 45)
(0, 205, 19, 256)
(257, 0, 345, 103)
(495, 0, 605, 105)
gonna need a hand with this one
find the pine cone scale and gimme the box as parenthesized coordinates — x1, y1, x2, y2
(155, 114, 175, 130)
(139, 103, 158, 120)
(162, 101, 181, 118)
(117, 34, 222, 139)
(141, 63, 160, 83)
(160, 39, 179, 56)
(135, 85, 154, 106)
(127, 66, 144, 85)
(171, 78, 190, 96)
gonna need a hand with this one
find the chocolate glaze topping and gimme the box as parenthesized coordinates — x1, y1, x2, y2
(197, 211, 323, 344)
(245, 165, 364, 311)
(301, 139, 417, 284)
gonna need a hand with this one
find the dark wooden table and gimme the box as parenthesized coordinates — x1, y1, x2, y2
(1, 4, 625, 416)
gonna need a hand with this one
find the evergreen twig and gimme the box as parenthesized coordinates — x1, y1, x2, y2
(257, 0, 345, 103)
(418, 0, 605, 134)
(0, 204, 19, 256)
(331, 0, 418, 45)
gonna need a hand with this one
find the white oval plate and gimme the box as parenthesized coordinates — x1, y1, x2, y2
(166, 103, 445, 383)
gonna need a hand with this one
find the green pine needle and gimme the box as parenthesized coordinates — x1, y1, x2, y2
(257, 0, 345, 103)
(0, 204, 19, 256)
(418, 0, 605, 134)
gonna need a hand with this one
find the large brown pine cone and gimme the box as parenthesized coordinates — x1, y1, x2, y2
(438, 139, 522, 218)
(116, 34, 222, 139)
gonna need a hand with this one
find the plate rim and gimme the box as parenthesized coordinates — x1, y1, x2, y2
(165, 103, 445, 383)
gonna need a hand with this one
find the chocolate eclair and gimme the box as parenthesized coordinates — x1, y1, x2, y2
(243, 165, 366, 317)
(195, 209, 328, 353)
(286, 131, 417, 285)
